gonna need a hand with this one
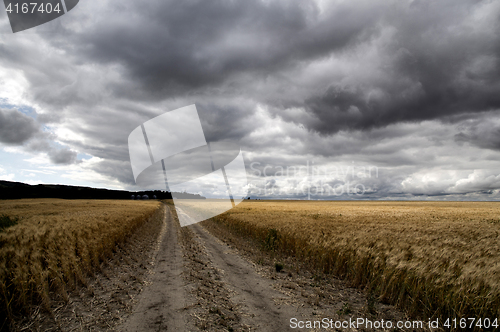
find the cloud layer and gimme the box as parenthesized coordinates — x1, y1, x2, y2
(0, 0, 499, 198)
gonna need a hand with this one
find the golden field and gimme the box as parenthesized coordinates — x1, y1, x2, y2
(208, 200, 500, 321)
(0, 199, 163, 326)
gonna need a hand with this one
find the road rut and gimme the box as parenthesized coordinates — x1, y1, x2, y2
(189, 223, 298, 331)
(118, 206, 187, 332)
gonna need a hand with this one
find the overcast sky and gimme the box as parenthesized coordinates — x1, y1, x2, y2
(1, 0, 500, 200)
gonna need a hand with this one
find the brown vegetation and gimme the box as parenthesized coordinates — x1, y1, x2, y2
(207, 200, 500, 326)
(0, 199, 162, 330)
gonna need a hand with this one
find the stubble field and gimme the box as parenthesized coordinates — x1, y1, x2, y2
(208, 200, 500, 324)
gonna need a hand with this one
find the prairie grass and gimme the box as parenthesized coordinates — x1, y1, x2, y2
(209, 200, 500, 324)
(0, 198, 162, 328)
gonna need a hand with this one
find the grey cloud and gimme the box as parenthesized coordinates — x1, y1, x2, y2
(454, 113, 500, 151)
(48, 148, 77, 164)
(196, 102, 255, 143)
(25, 138, 79, 165)
(0, 108, 78, 165)
(28, 0, 500, 141)
(303, 0, 500, 134)
(58, 0, 382, 100)
(2, 0, 500, 200)
(0, 108, 39, 144)
(242, 112, 500, 199)
(36, 112, 62, 124)
(88, 159, 135, 186)
(25, 138, 52, 152)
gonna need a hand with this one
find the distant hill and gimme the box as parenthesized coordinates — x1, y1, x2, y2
(0, 180, 205, 200)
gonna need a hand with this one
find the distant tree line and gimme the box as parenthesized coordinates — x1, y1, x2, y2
(0, 180, 204, 200)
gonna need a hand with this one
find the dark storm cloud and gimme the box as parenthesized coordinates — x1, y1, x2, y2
(2, 0, 500, 197)
(0, 108, 39, 144)
(64, 0, 381, 99)
(303, 0, 500, 134)
(196, 102, 256, 143)
(53, 0, 500, 136)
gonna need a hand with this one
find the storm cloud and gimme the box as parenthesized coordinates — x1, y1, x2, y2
(0, 0, 499, 198)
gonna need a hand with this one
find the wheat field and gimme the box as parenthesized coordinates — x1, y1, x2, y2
(208, 200, 500, 322)
(0, 198, 163, 327)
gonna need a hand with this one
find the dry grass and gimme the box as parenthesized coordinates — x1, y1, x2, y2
(0, 198, 162, 329)
(208, 200, 500, 324)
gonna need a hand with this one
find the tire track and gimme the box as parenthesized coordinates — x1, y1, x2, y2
(118, 204, 188, 332)
(188, 223, 299, 331)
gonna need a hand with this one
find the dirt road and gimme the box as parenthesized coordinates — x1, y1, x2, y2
(118, 206, 189, 332)
(119, 205, 304, 331)
(187, 223, 301, 331)
(116, 204, 419, 332)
